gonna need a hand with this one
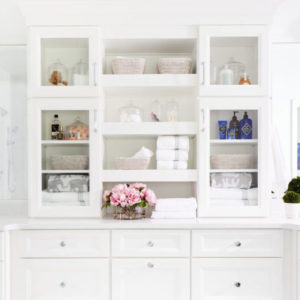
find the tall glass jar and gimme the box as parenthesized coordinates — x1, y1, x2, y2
(226, 57, 246, 85)
(151, 100, 162, 122)
(166, 100, 179, 122)
(47, 59, 68, 86)
(72, 59, 89, 86)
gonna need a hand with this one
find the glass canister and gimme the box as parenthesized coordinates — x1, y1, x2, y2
(72, 59, 89, 86)
(65, 116, 89, 140)
(150, 100, 162, 122)
(119, 105, 143, 122)
(47, 59, 68, 86)
(166, 100, 179, 122)
(226, 57, 246, 85)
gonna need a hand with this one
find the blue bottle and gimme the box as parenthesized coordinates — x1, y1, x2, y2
(240, 112, 252, 139)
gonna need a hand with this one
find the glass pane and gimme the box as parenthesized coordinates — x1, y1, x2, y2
(209, 110, 258, 207)
(210, 37, 258, 85)
(41, 38, 89, 86)
(298, 108, 300, 174)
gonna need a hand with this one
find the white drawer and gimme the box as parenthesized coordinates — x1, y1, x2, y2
(15, 230, 109, 258)
(112, 230, 190, 257)
(192, 230, 283, 257)
(13, 259, 109, 300)
(192, 258, 282, 300)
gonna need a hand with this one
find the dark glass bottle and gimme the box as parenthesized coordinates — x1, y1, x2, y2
(227, 111, 240, 139)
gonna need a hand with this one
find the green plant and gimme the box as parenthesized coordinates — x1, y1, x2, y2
(283, 191, 300, 203)
(287, 177, 300, 194)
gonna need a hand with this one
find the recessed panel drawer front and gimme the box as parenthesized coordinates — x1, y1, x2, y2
(13, 259, 109, 300)
(192, 230, 283, 257)
(16, 230, 110, 258)
(192, 258, 282, 300)
(112, 230, 190, 257)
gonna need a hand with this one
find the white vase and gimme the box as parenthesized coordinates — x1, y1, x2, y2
(285, 203, 299, 219)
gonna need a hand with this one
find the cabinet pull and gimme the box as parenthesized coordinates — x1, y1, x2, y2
(201, 108, 205, 132)
(147, 262, 154, 268)
(235, 241, 242, 247)
(234, 282, 241, 288)
(93, 63, 98, 86)
(200, 62, 205, 85)
(147, 241, 154, 247)
(94, 109, 98, 133)
(60, 282, 66, 288)
(60, 241, 66, 247)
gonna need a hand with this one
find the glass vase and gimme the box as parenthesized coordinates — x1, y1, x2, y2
(113, 206, 144, 220)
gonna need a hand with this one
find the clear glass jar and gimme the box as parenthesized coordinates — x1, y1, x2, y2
(151, 100, 162, 122)
(166, 100, 179, 122)
(226, 57, 245, 85)
(65, 116, 89, 140)
(119, 105, 143, 122)
(47, 59, 68, 86)
(72, 59, 89, 86)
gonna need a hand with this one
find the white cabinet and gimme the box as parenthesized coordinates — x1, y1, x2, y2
(198, 98, 270, 217)
(28, 99, 102, 217)
(192, 258, 282, 300)
(12, 259, 109, 300)
(28, 26, 102, 98)
(112, 258, 190, 300)
(291, 99, 300, 177)
(198, 25, 268, 96)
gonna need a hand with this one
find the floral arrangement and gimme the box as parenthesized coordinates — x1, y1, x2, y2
(102, 183, 157, 219)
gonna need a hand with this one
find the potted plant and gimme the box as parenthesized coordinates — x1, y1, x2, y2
(102, 183, 157, 220)
(283, 177, 300, 218)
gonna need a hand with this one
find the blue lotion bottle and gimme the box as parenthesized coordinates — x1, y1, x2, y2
(240, 112, 252, 139)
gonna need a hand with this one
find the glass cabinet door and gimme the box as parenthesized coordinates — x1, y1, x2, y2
(28, 99, 101, 217)
(198, 99, 269, 217)
(198, 26, 268, 96)
(292, 99, 300, 177)
(28, 27, 101, 98)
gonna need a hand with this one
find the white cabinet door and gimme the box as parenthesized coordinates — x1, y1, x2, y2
(112, 258, 190, 300)
(198, 98, 270, 217)
(28, 26, 102, 98)
(28, 99, 102, 217)
(192, 258, 282, 300)
(198, 25, 268, 96)
(12, 259, 109, 300)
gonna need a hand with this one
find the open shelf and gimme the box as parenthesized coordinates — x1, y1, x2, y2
(102, 170, 197, 182)
(210, 169, 258, 173)
(210, 139, 258, 144)
(42, 140, 90, 145)
(42, 170, 90, 174)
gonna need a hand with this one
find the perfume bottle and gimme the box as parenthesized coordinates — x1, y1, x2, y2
(239, 72, 251, 85)
(51, 114, 62, 140)
(227, 111, 240, 139)
(240, 112, 252, 139)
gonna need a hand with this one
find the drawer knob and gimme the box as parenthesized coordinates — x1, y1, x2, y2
(147, 262, 154, 268)
(235, 241, 242, 247)
(60, 241, 66, 247)
(235, 282, 241, 288)
(60, 282, 66, 288)
(147, 241, 154, 248)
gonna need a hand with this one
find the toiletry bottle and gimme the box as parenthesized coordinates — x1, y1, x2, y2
(219, 64, 234, 85)
(240, 112, 252, 139)
(227, 111, 240, 139)
(51, 114, 62, 139)
(239, 72, 251, 85)
(218, 120, 227, 139)
(56, 126, 65, 140)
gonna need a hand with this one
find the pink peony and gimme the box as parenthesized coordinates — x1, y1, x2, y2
(126, 187, 141, 206)
(102, 190, 111, 203)
(130, 183, 147, 190)
(144, 188, 157, 206)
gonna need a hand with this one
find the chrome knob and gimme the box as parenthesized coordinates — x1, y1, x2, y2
(235, 241, 242, 247)
(147, 262, 154, 268)
(60, 282, 66, 288)
(235, 282, 241, 288)
(60, 241, 66, 247)
(147, 241, 154, 248)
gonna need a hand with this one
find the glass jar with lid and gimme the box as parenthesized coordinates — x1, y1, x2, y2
(119, 104, 143, 123)
(150, 100, 162, 122)
(65, 116, 89, 140)
(72, 59, 89, 86)
(166, 100, 179, 122)
(226, 57, 246, 85)
(47, 59, 68, 86)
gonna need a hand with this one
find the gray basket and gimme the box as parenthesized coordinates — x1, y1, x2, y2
(111, 57, 146, 74)
(115, 157, 150, 170)
(210, 154, 255, 170)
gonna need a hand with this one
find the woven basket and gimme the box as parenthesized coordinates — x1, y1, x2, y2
(111, 57, 146, 74)
(210, 154, 255, 170)
(50, 155, 89, 170)
(115, 157, 150, 170)
(157, 57, 192, 74)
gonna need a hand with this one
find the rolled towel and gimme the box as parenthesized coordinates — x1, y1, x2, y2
(155, 197, 197, 212)
(156, 149, 188, 161)
(157, 160, 188, 170)
(157, 136, 189, 150)
(151, 211, 196, 219)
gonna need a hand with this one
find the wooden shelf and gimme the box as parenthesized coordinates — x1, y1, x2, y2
(42, 170, 89, 174)
(210, 169, 258, 173)
(102, 122, 197, 137)
(210, 139, 258, 144)
(102, 169, 197, 182)
(41, 140, 89, 145)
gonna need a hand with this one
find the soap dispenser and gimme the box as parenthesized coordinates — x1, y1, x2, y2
(240, 111, 252, 139)
(227, 111, 240, 139)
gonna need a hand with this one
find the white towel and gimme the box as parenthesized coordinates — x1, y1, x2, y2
(157, 136, 189, 150)
(42, 191, 88, 206)
(132, 147, 153, 158)
(157, 161, 187, 170)
(210, 188, 258, 200)
(155, 197, 197, 212)
(156, 149, 188, 161)
(151, 211, 196, 219)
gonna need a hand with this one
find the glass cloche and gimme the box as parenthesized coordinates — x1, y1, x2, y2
(47, 59, 68, 86)
(226, 57, 246, 85)
(65, 116, 89, 140)
(72, 59, 89, 86)
(119, 104, 143, 123)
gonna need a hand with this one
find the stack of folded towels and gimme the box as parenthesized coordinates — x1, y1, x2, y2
(156, 136, 189, 170)
(151, 197, 197, 219)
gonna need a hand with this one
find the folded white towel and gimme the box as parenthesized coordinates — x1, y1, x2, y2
(151, 211, 196, 219)
(42, 191, 88, 206)
(157, 160, 187, 170)
(210, 188, 258, 200)
(156, 149, 188, 161)
(155, 197, 197, 212)
(157, 136, 189, 150)
(132, 147, 153, 158)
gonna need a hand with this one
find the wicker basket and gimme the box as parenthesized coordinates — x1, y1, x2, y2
(210, 154, 255, 170)
(50, 155, 89, 170)
(111, 57, 146, 74)
(115, 157, 150, 170)
(157, 57, 192, 74)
